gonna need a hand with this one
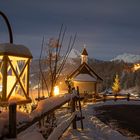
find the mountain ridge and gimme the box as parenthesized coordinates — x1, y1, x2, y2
(111, 53, 140, 63)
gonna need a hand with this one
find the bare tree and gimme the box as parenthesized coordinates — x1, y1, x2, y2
(39, 25, 76, 97)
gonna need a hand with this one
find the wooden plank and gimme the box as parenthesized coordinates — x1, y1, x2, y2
(48, 112, 76, 140)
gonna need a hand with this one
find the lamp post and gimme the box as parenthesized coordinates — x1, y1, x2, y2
(0, 11, 33, 105)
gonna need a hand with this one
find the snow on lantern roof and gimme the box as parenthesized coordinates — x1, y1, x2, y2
(0, 43, 32, 58)
(81, 48, 88, 56)
(73, 73, 96, 82)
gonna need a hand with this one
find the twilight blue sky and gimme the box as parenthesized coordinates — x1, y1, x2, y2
(0, 0, 140, 60)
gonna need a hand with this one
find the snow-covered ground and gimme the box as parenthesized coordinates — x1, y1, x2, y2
(61, 101, 138, 140)
(2, 93, 140, 140)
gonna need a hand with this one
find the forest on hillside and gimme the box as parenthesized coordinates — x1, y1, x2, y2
(90, 59, 140, 93)
(30, 58, 140, 94)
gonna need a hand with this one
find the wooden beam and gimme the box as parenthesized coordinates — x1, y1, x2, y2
(26, 60, 30, 96)
(2, 56, 8, 101)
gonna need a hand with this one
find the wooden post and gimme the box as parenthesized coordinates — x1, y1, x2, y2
(77, 86, 84, 130)
(127, 93, 130, 101)
(114, 94, 117, 101)
(71, 96, 77, 129)
(9, 103, 17, 138)
(103, 94, 106, 102)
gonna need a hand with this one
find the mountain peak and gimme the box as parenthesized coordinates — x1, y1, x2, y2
(111, 53, 140, 63)
(68, 48, 80, 58)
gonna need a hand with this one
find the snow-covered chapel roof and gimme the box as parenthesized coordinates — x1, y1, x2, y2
(73, 73, 96, 82)
(68, 62, 103, 82)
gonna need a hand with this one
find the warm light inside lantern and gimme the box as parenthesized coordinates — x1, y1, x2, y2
(7, 75, 16, 96)
(54, 86, 59, 96)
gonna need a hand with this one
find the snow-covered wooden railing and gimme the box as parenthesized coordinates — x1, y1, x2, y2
(0, 94, 76, 139)
(17, 94, 76, 134)
(0, 93, 78, 139)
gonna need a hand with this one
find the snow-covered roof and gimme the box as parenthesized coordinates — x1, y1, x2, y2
(73, 73, 96, 82)
(0, 43, 32, 58)
(68, 62, 103, 81)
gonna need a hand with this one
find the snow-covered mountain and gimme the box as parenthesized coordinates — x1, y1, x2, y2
(68, 48, 80, 58)
(111, 53, 140, 63)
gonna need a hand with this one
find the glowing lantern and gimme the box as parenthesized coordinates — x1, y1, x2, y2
(53, 86, 59, 96)
(0, 43, 33, 105)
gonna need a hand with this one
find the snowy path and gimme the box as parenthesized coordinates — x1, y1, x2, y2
(61, 102, 132, 140)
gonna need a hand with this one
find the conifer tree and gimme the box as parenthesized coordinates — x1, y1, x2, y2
(112, 74, 121, 94)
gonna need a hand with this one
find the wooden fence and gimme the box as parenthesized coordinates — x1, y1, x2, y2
(1, 88, 84, 140)
(95, 93, 140, 102)
(1, 90, 140, 139)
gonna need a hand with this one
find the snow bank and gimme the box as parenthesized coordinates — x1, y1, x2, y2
(0, 118, 8, 137)
(4, 130, 45, 140)
(18, 130, 45, 140)
(48, 112, 76, 140)
(0, 110, 32, 125)
(91, 116, 131, 140)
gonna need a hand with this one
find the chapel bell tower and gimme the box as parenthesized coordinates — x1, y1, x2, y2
(81, 47, 88, 64)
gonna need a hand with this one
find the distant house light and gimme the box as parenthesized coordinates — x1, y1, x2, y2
(53, 86, 59, 96)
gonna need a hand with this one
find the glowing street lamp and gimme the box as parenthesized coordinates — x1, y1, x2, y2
(0, 11, 33, 105)
(0, 43, 33, 105)
(53, 86, 59, 96)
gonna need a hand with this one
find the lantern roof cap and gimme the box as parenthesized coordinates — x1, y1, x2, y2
(0, 43, 33, 58)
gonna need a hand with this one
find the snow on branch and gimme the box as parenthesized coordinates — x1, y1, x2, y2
(47, 112, 77, 140)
